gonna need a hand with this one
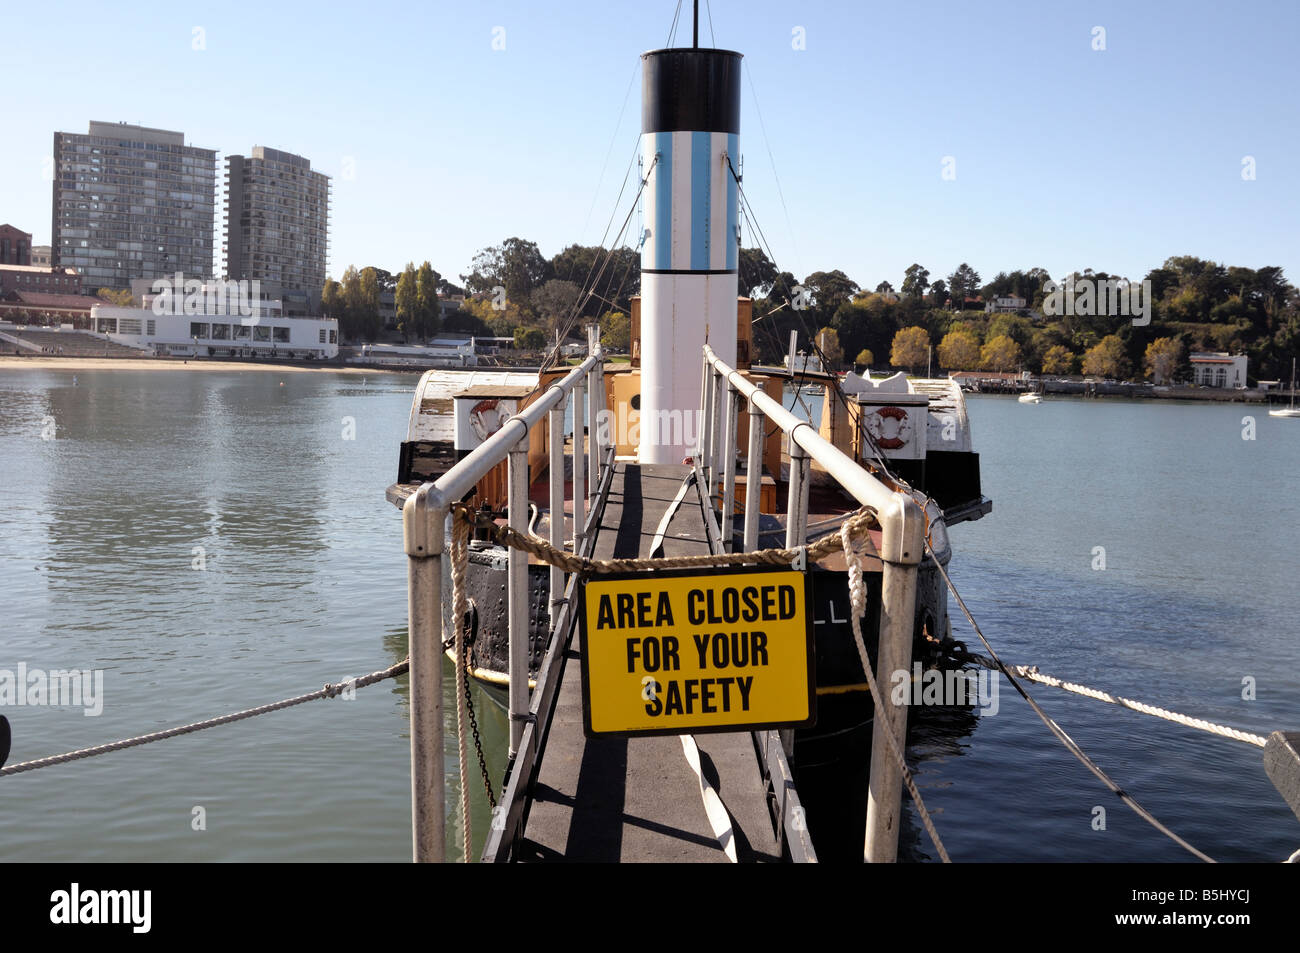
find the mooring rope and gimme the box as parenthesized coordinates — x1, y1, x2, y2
(0, 658, 410, 778)
(956, 652, 1267, 748)
(841, 523, 951, 863)
(931, 554, 1217, 863)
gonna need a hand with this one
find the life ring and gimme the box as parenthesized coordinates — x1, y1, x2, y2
(469, 399, 506, 441)
(865, 406, 911, 450)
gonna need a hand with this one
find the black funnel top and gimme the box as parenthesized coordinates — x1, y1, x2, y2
(641, 48, 742, 134)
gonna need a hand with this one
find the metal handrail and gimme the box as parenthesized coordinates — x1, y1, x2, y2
(701, 343, 923, 864)
(702, 344, 922, 565)
(402, 343, 604, 863)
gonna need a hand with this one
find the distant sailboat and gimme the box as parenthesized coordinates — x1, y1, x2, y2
(1270, 358, 1300, 419)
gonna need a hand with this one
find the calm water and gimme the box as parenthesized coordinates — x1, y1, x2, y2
(0, 369, 1295, 862)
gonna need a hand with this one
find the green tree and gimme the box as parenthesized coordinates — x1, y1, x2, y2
(600, 310, 631, 352)
(937, 329, 981, 370)
(947, 263, 982, 307)
(462, 237, 552, 311)
(531, 278, 581, 335)
(803, 270, 859, 317)
(513, 326, 546, 350)
(815, 326, 844, 368)
(890, 326, 930, 373)
(855, 348, 874, 367)
(738, 247, 779, 299)
(928, 278, 948, 306)
(395, 263, 418, 342)
(901, 263, 930, 299)
(875, 281, 894, 294)
(415, 261, 440, 340)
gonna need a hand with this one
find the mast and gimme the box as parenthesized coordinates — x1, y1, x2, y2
(637, 36, 742, 463)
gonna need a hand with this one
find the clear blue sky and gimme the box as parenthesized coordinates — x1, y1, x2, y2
(5, 0, 1297, 291)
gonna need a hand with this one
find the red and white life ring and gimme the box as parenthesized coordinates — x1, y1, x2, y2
(865, 405, 912, 450)
(469, 399, 506, 441)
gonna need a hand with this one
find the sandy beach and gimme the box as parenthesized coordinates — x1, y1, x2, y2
(0, 355, 385, 374)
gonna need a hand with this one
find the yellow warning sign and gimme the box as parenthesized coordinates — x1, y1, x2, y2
(580, 567, 815, 736)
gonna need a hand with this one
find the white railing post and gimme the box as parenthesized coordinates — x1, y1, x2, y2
(865, 499, 925, 863)
(720, 381, 738, 551)
(785, 438, 809, 548)
(572, 379, 585, 554)
(402, 487, 446, 863)
(507, 434, 530, 757)
(710, 368, 724, 504)
(548, 402, 564, 630)
(701, 362, 715, 477)
(743, 396, 763, 553)
(586, 326, 599, 502)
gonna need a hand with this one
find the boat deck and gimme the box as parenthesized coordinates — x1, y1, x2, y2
(514, 462, 792, 862)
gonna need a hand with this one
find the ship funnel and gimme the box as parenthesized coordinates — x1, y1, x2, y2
(637, 46, 742, 464)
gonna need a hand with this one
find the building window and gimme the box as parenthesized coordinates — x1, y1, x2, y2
(273, 327, 290, 343)
(146, 319, 156, 336)
(319, 329, 326, 344)
(233, 325, 251, 340)
(190, 322, 210, 338)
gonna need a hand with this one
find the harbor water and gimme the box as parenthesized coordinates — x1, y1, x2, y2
(0, 367, 1295, 861)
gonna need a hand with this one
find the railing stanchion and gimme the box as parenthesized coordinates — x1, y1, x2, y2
(586, 327, 599, 501)
(507, 436, 530, 757)
(743, 396, 763, 553)
(865, 501, 925, 863)
(701, 362, 715, 478)
(548, 402, 564, 629)
(710, 369, 724, 503)
(403, 489, 446, 863)
(786, 440, 809, 548)
(572, 379, 585, 554)
(720, 382, 738, 551)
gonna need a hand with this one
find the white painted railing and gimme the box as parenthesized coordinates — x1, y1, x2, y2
(402, 336, 605, 863)
(701, 343, 925, 863)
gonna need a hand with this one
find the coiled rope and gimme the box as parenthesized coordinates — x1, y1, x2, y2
(0, 658, 409, 778)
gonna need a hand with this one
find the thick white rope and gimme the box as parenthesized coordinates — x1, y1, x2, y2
(451, 514, 473, 862)
(1010, 666, 1266, 748)
(841, 522, 951, 863)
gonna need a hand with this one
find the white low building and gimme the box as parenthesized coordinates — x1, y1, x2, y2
(1190, 352, 1247, 388)
(90, 284, 338, 359)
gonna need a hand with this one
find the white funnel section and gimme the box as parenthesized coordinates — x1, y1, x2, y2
(640, 271, 737, 463)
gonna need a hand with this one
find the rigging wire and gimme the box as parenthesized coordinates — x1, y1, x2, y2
(666, 0, 683, 47)
(579, 61, 641, 242)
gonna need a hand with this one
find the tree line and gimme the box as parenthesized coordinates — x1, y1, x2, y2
(321, 239, 1298, 382)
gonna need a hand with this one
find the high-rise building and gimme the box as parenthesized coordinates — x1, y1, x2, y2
(51, 122, 217, 292)
(223, 147, 330, 315)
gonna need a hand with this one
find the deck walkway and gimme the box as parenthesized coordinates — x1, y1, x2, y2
(514, 463, 789, 862)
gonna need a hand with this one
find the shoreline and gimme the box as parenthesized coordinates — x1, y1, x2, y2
(0, 355, 412, 375)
